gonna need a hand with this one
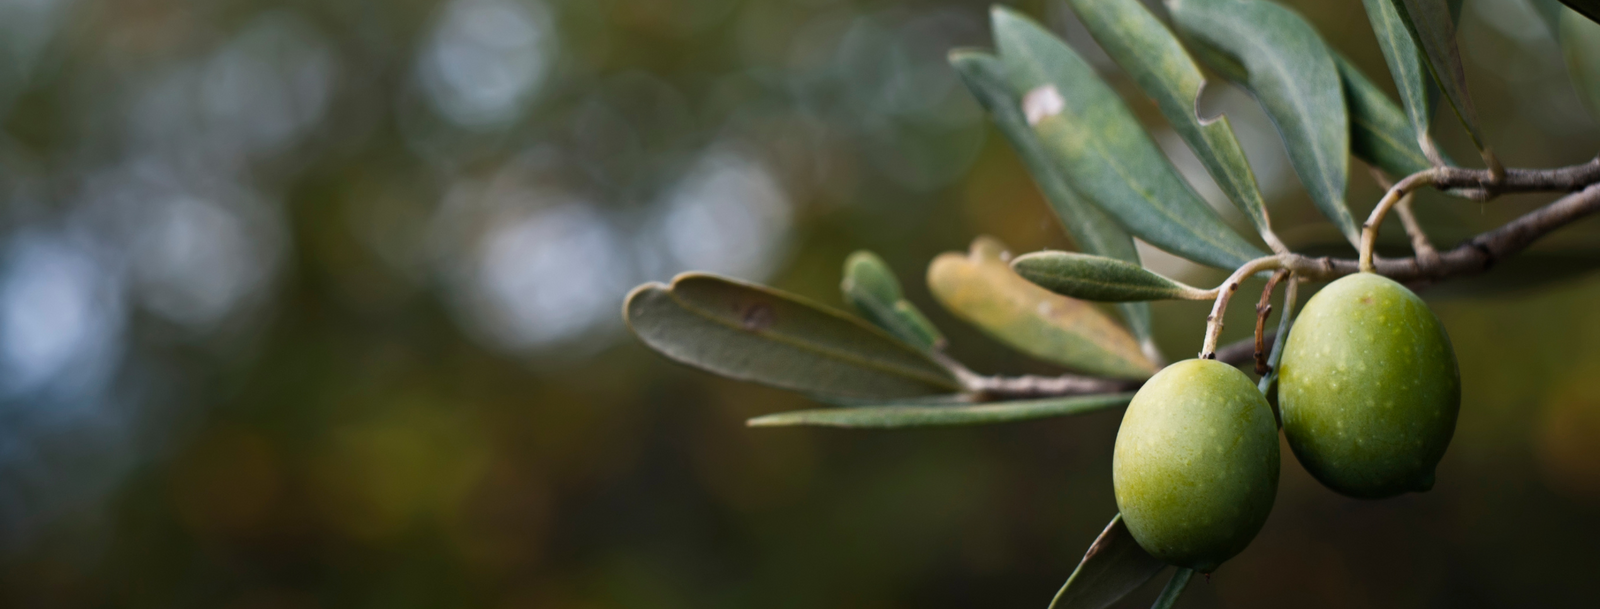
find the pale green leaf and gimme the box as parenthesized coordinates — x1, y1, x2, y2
(1011, 251, 1210, 302)
(991, 7, 1265, 269)
(747, 393, 1135, 429)
(1362, 0, 1441, 162)
(1336, 55, 1433, 179)
(1047, 514, 1167, 609)
(948, 49, 1156, 345)
(625, 274, 961, 400)
(927, 237, 1158, 379)
(841, 251, 946, 351)
(1150, 569, 1194, 609)
(1390, 0, 1491, 153)
(1167, 0, 1358, 245)
(1562, 6, 1600, 123)
(1065, 0, 1274, 241)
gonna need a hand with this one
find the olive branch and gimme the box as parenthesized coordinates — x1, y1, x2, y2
(621, 0, 1600, 606)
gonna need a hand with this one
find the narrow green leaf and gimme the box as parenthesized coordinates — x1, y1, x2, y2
(1167, 0, 1359, 245)
(1390, 0, 1491, 152)
(1150, 569, 1194, 609)
(841, 251, 946, 351)
(1335, 55, 1433, 179)
(1562, 6, 1600, 123)
(1362, 0, 1442, 163)
(1011, 251, 1210, 302)
(624, 274, 961, 400)
(1065, 0, 1274, 241)
(1048, 514, 1168, 609)
(948, 50, 1156, 346)
(747, 393, 1135, 429)
(928, 237, 1158, 379)
(1559, 1, 1600, 25)
(992, 7, 1266, 269)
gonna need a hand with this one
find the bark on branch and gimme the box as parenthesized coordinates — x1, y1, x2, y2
(1298, 182, 1600, 283)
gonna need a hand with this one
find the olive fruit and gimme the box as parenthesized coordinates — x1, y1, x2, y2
(1113, 359, 1279, 572)
(1278, 273, 1459, 499)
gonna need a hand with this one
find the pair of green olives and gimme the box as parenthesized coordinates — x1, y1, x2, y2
(1113, 273, 1460, 572)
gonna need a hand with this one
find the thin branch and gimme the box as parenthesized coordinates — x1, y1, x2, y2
(1361, 158, 1600, 269)
(1360, 169, 1440, 270)
(1371, 165, 1440, 263)
(1254, 270, 1289, 375)
(1430, 157, 1597, 195)
(1297, 182, 1600, 283)
(1394, 194, 1440, 264)
(1199, 256, 1283, 359)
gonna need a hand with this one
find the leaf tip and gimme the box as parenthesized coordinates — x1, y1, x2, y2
(990, 4, 1023, 26)
(745, 415, 779, 428)
(622, 282, 671, 323)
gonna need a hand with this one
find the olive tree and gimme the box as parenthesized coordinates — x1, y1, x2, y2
(621, 0, 1600, 606)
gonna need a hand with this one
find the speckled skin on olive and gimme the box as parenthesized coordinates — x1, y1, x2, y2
(1278, 273, 1460, 499)
(1113, 359, 1280, 572)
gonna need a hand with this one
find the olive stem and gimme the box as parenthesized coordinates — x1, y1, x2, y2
(1151, 568, 1193, 609)
(1199, 256, 1284, 360)
(1359, 169, 1442, 272)
(1256, 276, 1298, 397)
(1369, 167, 1441, 266)
(1394, 194, 1440, 266)
(1253, 270, 1290, 375)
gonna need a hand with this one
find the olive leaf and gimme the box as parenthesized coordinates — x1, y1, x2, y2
(1011, 251, 1211, 302)
(1167, 0, 1359, 246)
(1389, 0, 1492, 154)
(927, 237, 1158, 379)
(625, 274, 961, 400)
(1064, 0, 1274, 242)
(1048, 514, 1168, 609)
(948, 50, 1156, 345)
(1561, 6, 1600, 123)
(991, 7, 1265, 270)
(746, 393, 1135, 429)
(1362, 0, 1442, 163)
(841, 251, 946, 352)
(1150, 569, 1195, 609)
(1336, 55, 1433, 179)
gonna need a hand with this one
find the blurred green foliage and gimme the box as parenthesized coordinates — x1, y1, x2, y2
(0, 0, 1598, 607)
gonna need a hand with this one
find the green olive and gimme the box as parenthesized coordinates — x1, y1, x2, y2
(1113, 359, 1279, 572)
(1278, 273, 1459, 499)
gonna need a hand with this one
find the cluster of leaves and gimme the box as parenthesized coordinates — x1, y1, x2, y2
(625, 0, 1600, 607)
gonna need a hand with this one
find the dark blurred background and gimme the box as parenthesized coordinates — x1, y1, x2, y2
(0, 0, 1597, 606)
